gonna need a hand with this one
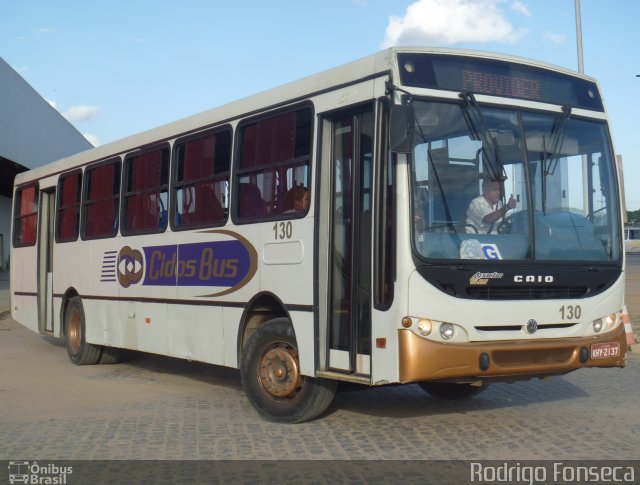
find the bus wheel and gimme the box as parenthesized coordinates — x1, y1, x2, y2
(240, 318, 336, 423)
(64, 296, 101, 365)
(418, 382, 488, 400)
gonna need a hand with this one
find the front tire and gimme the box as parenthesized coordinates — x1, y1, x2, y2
(64, 296, 101, 365)
(418, 382, 488, 400)
(240, 318, 336, 423)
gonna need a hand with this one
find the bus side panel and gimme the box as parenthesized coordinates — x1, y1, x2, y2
(84, 299, 120, 346)
(369, 156, 412, 385)
(10, 246, 39, 333)
(167, 304, 224, 365)
(52, 298, 64, 338)
(259, 217, 315, 376)
(370, 306, 404, 384)
(53, 239, 90, 338)
(118, 301, 170, 355)
(289, 311, 315, 376)
(52, 238, 114, 345)
(223, 306, 243, 368)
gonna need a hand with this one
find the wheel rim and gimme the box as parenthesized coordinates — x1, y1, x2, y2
(258, 342, 303, 399)
(68, 310, 82, 354)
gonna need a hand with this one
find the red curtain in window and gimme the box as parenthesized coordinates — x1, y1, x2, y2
(126, 193, 157, 231)
(18, 186, 37, 245)
(178, 135, 224, 227)
(60, 173, 80, 205)
(20, 186, 36, 216)
(126, 150, 165, 232)
(183, 135, 215, 180)
(131, 150, 162, 190)
(58, 173, 80, 241)
(241, 124, 257, 169)
(85, 163, 117, 237)
(86, 200, 116, 237)
(89, 163, 115, 199)
(241, 112, 295, 169)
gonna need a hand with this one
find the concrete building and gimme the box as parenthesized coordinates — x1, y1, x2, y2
(0, 57, 93, 269)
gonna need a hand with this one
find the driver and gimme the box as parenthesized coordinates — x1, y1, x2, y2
(466, 179, 516, 234)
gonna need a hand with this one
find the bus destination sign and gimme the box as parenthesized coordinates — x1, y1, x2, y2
(461, 70, 540, 101)
(397, 52, 604, 111)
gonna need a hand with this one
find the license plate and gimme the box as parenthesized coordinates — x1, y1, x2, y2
(591, 342, 621, 359)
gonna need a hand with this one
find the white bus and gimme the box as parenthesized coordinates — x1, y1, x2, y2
(11, 47, 628, 422)
(625, 227, 640, 254)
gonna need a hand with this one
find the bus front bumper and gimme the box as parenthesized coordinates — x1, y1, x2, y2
(398, 324, 627, 383)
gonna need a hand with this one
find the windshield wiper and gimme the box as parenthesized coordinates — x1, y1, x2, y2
(541, 105, 572, 213)
(543, 105, 572, 176)
(458, 92, 504, 183)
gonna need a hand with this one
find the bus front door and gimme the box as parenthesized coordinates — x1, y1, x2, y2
(326, 107, 373, 376)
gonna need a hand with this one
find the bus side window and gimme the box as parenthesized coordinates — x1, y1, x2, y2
(83, 159, 121, 239)
(173, 129, 230, 229)
(234, 106, 312, 222)
(56, 171, 82, 243)
(13, 184, 39, 247)
(238, 182, 267, 218)
(123, 147, 169, 235)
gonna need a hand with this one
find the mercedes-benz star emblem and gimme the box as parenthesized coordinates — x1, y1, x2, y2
(525, 319, 538, 334)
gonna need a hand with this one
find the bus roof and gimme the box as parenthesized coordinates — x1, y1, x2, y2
(14, 46, 598, 187)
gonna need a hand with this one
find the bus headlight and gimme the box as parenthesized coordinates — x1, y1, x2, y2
(593, 313, 620, 333)
(604, 313, 620, 329)
(417, 319, 432, 336)
(440, 322, 454, 340)
(592, 319, 603, 333)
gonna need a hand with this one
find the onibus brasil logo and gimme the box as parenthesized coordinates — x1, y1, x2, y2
(8, 461, 72, 484)
(102, 230, 258, 297)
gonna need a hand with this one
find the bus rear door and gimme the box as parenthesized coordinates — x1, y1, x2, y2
(37, 189, 55, 333)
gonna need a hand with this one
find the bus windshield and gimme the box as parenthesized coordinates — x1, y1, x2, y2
(410, 100, 621, 262)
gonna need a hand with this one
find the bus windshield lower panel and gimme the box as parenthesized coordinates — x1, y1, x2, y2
(410, 100, 621, 265)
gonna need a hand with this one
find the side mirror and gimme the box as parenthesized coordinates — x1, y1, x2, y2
(389, 104, 414, 154)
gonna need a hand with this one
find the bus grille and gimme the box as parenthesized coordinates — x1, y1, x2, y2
(492, 348, 574, 367)
(475, 323, 576, 332)
(467, 286, 589, 300)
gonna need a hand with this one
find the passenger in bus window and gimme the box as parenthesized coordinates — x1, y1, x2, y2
(284, 185, 309, 212)
(466, 179, 516, 234)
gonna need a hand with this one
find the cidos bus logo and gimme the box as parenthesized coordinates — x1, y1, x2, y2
(118, 246, 144, 288)
(109, 230, 257, 297)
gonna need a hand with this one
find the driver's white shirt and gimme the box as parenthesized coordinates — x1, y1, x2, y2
(466, 196, 503, 234)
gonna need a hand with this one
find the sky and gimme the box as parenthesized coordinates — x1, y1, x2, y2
(1, 0, 639, 209)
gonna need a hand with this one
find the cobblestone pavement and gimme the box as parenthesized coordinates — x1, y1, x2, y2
(1, 263, 639, 469)
(1, 313, 638, 462)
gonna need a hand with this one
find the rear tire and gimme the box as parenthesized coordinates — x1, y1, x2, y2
(418, 382, 488, 400)
(240, 318, 336, 423)
(64, 296, 101, 365)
